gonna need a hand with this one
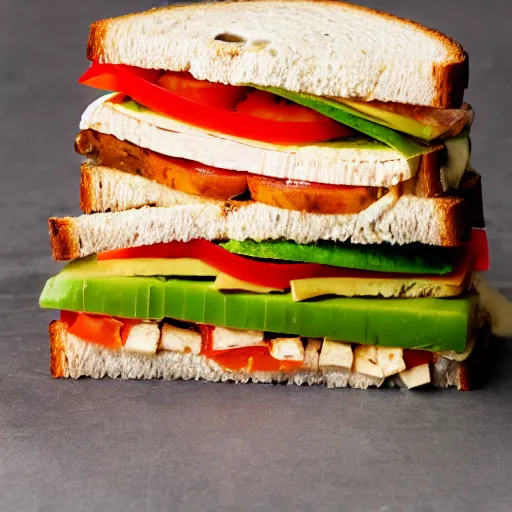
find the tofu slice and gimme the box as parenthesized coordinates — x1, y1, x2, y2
(211, 327, 265, 351)
(319, 340, 354, 370)
(160, 323, 202, 355)
(376, 347, 406, 377)
(124, 322, 160, 355)
(353, 345, 384, 378)
(270, 337, 305, 362)
(399, 364, 431, 389)
(304, 339, 322, 371)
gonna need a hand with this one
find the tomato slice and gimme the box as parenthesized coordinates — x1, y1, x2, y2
(157, 71, 247, 110)
(403, 349, 433, 369)
(61, 311, 125, 350)
(79, 63, 354, 144)
(247, 174, 381, 214)
(97, 240, 371, 289)
(469, 228, 490, 271)
(199, 325, 302, 372)
(236, 90, 329, 122)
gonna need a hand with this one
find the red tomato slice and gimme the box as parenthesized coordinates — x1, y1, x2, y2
(469, 228, 490, 271)
(157, 71, 247, 110)
(403, 349, 433, 369)
(61, 311, 125, 350)
(199, 325, 301, 372)
(78, 63, 354, 144)
(97, 239, 373, 289)
(236, 90, 330, 122)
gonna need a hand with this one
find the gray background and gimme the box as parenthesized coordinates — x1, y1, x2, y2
(1, 0, 511, 510)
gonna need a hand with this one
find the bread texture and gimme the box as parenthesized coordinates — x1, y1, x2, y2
(48, 321, 494, 390)
(50, 175, 467, 260)
(86, 0, 468, 107)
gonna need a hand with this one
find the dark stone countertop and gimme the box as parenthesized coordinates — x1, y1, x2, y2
(1, 0, 511, 510)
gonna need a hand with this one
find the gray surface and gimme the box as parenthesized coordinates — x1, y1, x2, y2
(1, 0, 512, 510)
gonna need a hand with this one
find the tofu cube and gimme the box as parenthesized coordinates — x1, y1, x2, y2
(161, 324, 202, 355)
(353, 345, 384, 379)
(124, 322, 160, 355)
(304, 339, 322, 370)
(211, 327, 264, 351)
(319, 340, 353, 370)
(376, 347, 406, 377)
(399, 364, 431, 389)
(269, 337, 305, 362)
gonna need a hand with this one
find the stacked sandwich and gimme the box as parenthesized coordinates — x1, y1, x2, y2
(40, 0, 494, 389)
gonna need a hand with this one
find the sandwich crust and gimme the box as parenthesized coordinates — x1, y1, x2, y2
(86, 0, 467, 108)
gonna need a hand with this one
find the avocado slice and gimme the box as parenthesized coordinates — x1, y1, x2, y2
(40, 273, 475, 352)
(255, 86, 431, 159)
(220, 240, 454, 275)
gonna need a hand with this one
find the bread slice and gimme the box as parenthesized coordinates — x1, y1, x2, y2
(50, 178, 467, 260)
(87, 0, 468, 107)
(49, 320, 494, 390)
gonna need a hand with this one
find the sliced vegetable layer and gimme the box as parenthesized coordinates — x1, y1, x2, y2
(40, 274, 476, 352)
(220, 239, 455, 275)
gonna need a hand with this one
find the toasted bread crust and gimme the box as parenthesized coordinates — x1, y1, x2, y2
(49, 320, 69, 378)
(435, 196, 468, 247)
(48, 217, 80, 261)
(79, 162, 94, 214)
(86, 0, 467, 108)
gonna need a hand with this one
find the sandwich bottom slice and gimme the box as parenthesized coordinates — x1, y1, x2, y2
(49, 319, 494, 391)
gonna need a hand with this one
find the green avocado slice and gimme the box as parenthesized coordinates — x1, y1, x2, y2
(220, 240, 455, 275)
(255, 86, 431, 159)
(40, 274, 475, 352)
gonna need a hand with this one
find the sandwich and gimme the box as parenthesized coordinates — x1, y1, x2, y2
(40, 0, 506, 389)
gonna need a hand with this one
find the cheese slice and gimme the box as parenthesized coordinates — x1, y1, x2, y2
(291, 276, 464, 300)
(62, 256, 218, 278)
(212, 273, 284, 293)
(291, 252, 472, 301)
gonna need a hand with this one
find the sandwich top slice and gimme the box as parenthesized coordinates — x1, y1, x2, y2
(41, 1, 502, 390)
(87, 0, 468, 107)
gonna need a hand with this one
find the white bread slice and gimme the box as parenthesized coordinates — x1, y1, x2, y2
(87, 1, 467, 108)
(49, 321, 493, 390)
(80, 94, 415, 188)
(80, 163, 219, 213)
(49, 179, 466, 260)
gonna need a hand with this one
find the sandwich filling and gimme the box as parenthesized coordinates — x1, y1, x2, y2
(77, 64, 473, 208)
(39, 56, 490, 390)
